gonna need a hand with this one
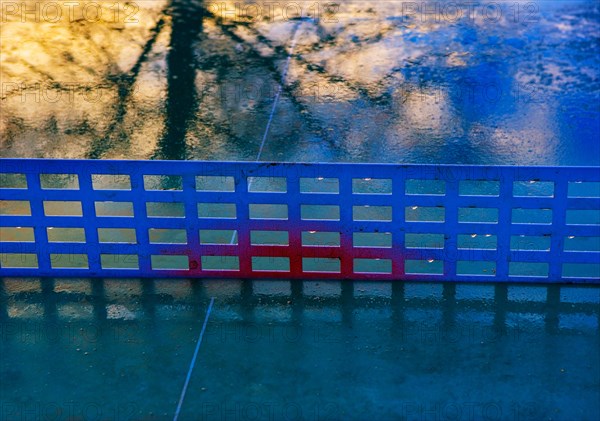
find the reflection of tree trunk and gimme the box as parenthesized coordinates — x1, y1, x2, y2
(154, 0, 204, 160)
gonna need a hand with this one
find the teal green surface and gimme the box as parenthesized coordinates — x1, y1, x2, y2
(1, 278, 598, 420)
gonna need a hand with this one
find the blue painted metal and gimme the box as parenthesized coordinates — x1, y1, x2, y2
(0, 158, 599, 282)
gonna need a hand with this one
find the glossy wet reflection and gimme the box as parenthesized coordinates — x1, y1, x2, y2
(1, 1, 599, 164)
(1, 278, 598, 419)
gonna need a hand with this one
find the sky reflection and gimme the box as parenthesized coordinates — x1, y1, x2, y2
(1, 0, 598, 164)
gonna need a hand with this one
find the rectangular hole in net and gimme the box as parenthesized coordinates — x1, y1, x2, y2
(301, 205, 339, 221)
(353, 258, 392, 274)
(301, 231, 340, 247)
(50, 254, 89, 269)
(513, 181, 554, 197)
(510, 235, 551, 251)
(509, 262, 549, 278)
(299, 177, 339, 194)
(101, 254, 139, 270)
(568, 182, 600, 198)
(457, 261, 496, 277)
(405, 206, 445, 223)
(146, 202, 185, 218)
(302, 257, 341, 273)
(353, 232, 392, 248)
(566, 210, 600, 226)
(0, 227, 34, 242)
(195, 176, 235, 192)
(98, 228, 137, 244)
(95, 202, 134, 217)
(459, 180, 500, 196)
(143, 175, 183, 191)
(198, 203, 236, 219)
(44, 201, 82, 217)
(458, 207, 498, 224)
(0, 253, 38, 268)
(562, 263, 600, 279)
(149, 228, 187, 244)
(564, 236, 600, 252)
(353, 206, 392, 222)
(405, 179, 445, 196)
(252, 256, 290, 272)
(247, 177, 287, 193)
(0, 173, 27, 189)
(251, 231, 288, 246)
(201, 255, 239, 271)
(92, 174, 131, 190)
(352, 178, 392, 195)
(151, 255, 189, 270)
(512, 208, 552, 225)
(200, 229, 238, 245)
(457, 234, 497, 250)
(405, 233, 445, 249)
(405, 259, 444, 275)
(47, 228, 86, 243)
(40, 174, 79, 190)
(0, 200, 31, 216)
(250, 204, 288, 220)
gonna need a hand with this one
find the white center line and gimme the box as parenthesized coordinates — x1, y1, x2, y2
(256, 23, 302, 161)
(173, 296, 215, 421)
(177, 21, 304, 420)
(230, 22, 304, 246)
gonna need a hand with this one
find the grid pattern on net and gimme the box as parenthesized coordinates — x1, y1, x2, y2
(0, 159, 599, 282)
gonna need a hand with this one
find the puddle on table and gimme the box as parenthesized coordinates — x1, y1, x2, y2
(0, 278, 598, 420)
(1, 0, 599, 165)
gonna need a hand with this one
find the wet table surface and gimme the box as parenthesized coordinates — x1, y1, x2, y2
(0, 278, 599, 420)
(1, 0, 599, 165)
(1, 1, 600, 419)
